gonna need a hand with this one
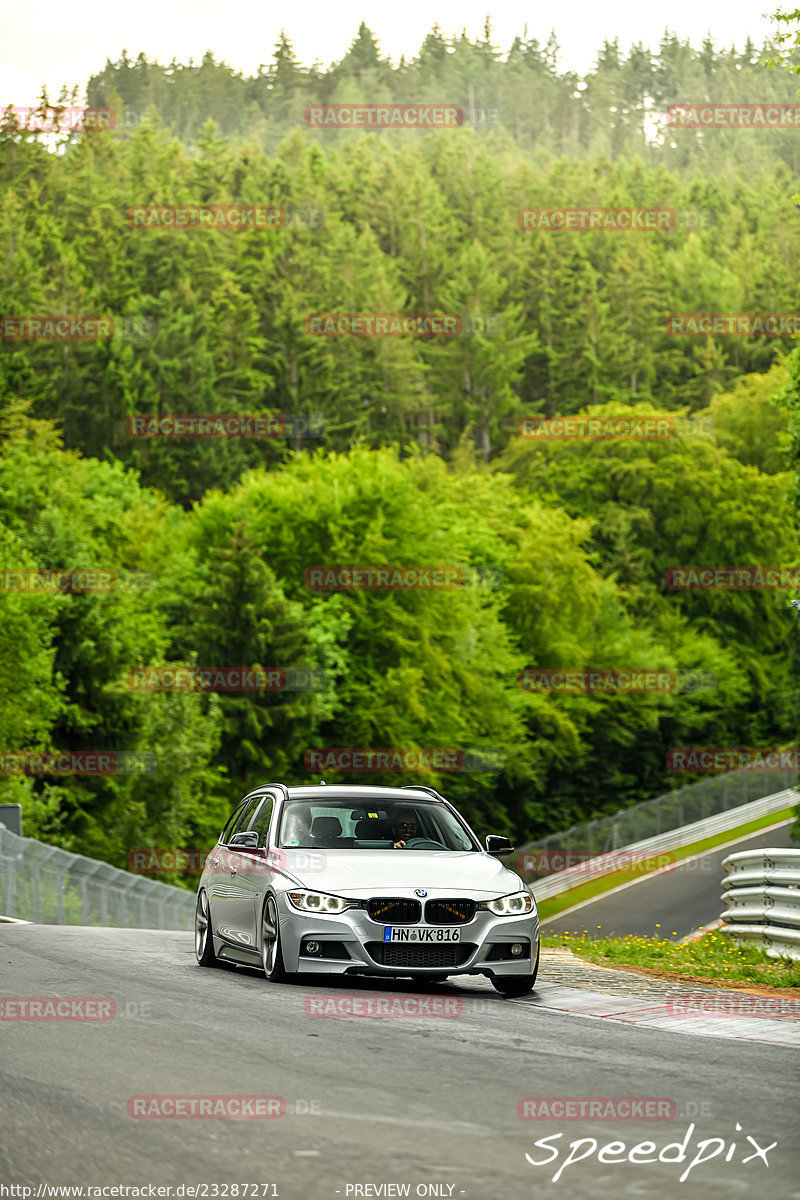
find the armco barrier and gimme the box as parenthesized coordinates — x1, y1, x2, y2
(519, 764, 797, 869)
(526, 788, 797, 901)
(720, 847, 800, 960)
(0, 823, 195, 929)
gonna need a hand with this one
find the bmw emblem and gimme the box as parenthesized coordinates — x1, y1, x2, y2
(414, 889, 427, 897)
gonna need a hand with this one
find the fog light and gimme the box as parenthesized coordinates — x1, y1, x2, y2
(305, 940, 321, 956)
(511, 943, 524, 956)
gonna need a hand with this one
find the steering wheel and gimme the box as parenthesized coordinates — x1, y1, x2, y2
(399, 837, 445, 850)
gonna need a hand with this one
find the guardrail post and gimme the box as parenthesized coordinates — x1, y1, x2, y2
(31, 846, 59, 923)
(56, 863, 69, 923)
(79, 861, 103, 924)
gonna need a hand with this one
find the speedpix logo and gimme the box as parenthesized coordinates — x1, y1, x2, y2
(524, 1121, 776, 1184)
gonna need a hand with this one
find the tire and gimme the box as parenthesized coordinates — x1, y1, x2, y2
(261, 894, 292, 983)
(490, 942, 539, 997)
(195, 890, 217, 967)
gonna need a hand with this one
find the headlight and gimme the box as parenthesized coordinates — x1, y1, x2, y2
(286, 890, 359, 914)
(480, 892, 534, 916)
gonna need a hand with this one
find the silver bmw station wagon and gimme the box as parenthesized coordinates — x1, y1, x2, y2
(195, 783, 539, 996)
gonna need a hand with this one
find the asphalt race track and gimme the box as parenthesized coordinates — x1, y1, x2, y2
(1, 925, 799, 1200)
(541, 821, 797, 940)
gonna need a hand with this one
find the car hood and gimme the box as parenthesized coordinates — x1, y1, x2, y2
(281, 848, 523, 898)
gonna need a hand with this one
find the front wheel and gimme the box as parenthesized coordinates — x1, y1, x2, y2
(261, 894, 292, 983)
(490, 942, 539, 997)
(195, 890, 217, 967)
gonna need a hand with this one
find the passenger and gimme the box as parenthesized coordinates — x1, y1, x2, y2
(282, 809, 312, 846)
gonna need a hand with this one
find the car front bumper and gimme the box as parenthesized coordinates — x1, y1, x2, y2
(275, 892, 540, 978)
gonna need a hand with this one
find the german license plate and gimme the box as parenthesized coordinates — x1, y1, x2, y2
(384, 927, 461, 943)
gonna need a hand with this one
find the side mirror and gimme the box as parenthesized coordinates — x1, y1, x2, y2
(485, 834, 514, 856)
(229, 830, 260, 849)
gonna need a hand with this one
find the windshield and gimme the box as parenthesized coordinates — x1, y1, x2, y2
(277, 797, 477, 851)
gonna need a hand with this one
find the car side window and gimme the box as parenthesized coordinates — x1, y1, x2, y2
(219, 804, 246, 845)
(225, 796, 261, 842)
(249, 795, 275, 845)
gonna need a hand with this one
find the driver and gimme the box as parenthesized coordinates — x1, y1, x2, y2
(391, 809, 418, 849)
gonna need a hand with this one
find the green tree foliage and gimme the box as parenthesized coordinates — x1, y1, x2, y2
(498, 401, 797, 761)
(0, 406, 226, 863)
(0, 32, 797, 865)
(1, 115, 798, 499)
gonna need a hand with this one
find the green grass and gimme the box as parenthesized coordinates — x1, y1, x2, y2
(542, 929, 800, 989)
(535, 804, 797, 923)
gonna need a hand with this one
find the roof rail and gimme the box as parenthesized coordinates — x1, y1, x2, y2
(252, 782, 290, 801)
(401, 784, 445, 801)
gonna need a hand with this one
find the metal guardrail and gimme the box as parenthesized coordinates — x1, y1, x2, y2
(527, 788, 797, 901)
(720, 847, 800, 960)
(518, 765, 798, 870)
(0, 823, 195, 929)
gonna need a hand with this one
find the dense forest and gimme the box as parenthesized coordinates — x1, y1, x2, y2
(1, 21, 798, 880)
